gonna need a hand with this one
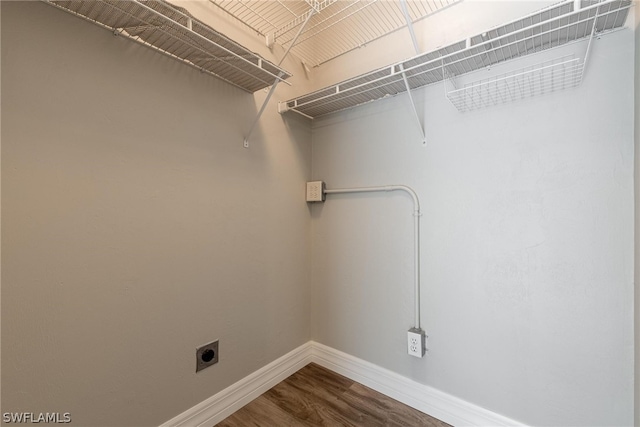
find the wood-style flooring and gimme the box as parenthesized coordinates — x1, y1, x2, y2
(216, 363, 450, 427)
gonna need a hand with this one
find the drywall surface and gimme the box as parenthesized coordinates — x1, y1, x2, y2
(0, 1, 3, 413)
(634, 1, 639, 425)
(1, 2, 311, 426)
(311, 29, 635, 427)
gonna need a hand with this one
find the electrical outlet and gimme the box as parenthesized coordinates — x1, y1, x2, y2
(306, 181, 326, 202)
(196, 340, 219, 372)
(407, 328, 426, 358)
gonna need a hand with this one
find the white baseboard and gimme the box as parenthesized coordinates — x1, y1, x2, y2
(310, 342, 527, 427)
(159, 342, 313, 427)
(160, 341, 527, 427)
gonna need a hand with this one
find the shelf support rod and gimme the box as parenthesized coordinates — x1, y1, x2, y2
(399, 0, 420, 54)
(244, 6, 317, 148)
(398, 0, 425, 145)
(580, 6, 599, 82)
(398, 65, 426, 145)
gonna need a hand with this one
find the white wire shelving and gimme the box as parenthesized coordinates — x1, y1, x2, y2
(279, 0, 631, 118)
(44, 0, 292, 93)
(210, 0, 460, 67)
(446, 55, 585, 112)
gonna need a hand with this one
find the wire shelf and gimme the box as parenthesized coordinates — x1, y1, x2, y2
(211, 0, 460, 67)
(446, 56, 584, 112)
(44, 0, 292, 93)
(280, 0, 631, 118)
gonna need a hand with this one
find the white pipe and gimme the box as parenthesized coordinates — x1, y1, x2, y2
(324, 185, 422, 329)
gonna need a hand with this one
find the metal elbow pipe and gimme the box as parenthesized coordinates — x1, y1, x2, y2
(323, 184, 422, 329)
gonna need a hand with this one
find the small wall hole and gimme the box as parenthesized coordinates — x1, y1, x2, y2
(201, 349, 215, 363)
(196, 340, 219, 372)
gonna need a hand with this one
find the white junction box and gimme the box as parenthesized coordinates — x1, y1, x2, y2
(306, 181, 326, 202)
(407, 327, 426, 358)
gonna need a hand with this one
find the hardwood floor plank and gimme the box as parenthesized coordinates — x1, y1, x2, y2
(345, 382, 449, 427)
(265, 375, 365, 426)
(296, 363, 354, 393)
(261, 378, 328, 425)
(215, 363, 450, 427)
(216, 395, 308, 427)
(279, 369, 386, 426)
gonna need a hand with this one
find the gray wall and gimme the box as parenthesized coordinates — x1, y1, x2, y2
(1, 1, 637, 426)
(635, 1, 639, 425)
(1, 2, 311, 426)
(311, 29, 635, 427)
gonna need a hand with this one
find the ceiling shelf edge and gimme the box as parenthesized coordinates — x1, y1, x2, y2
(280, 0, 631, 118)
(44, 0, 292, 93)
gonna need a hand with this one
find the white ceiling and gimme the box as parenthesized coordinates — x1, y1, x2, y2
(208, 0, 461, 67)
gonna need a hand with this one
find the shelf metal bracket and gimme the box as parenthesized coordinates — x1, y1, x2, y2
(398, 0, 425, 145)
(243, 6, 317, 148)
(399, 0, 420, 54)
(581, 5, 599, 80)
(398, 64, 426, 145)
